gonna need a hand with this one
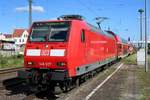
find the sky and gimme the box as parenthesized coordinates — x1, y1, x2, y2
(0, 0, 149, 41)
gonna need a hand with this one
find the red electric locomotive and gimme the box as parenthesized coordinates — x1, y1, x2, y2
(18, 15, 129, 91)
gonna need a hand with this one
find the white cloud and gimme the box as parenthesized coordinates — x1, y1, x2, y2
(15, 6, 44, 13)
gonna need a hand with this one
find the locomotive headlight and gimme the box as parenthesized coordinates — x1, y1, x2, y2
(27, 61, 33, 65)
(57, 62, 67, 67)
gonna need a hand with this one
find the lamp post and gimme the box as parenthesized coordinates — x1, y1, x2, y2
(138, 9, 144, 48)
(144, 0, 148, 72)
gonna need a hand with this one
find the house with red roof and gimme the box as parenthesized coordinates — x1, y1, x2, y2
(12, 29, 29, 45)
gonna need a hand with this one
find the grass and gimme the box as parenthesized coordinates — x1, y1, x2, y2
(120, 53, 150, 100)
(122, 53, 150, 100)
(136, 68, 150, 100)
(122, 54, 137, 65)
(0, 54, 24, 69)
(122, 53, 150, 65)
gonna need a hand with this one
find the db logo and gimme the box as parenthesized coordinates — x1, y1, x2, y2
(41, 50, 50, 56)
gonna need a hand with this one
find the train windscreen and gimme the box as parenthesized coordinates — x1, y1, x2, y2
(29, 22, 70, 42)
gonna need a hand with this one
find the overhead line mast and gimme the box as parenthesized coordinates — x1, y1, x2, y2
(144, 0, 148, 72)
(28, 0, 32, 27)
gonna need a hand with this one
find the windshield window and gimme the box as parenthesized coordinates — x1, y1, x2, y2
(29, 22, 70, 42)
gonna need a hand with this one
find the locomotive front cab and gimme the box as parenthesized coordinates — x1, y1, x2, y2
(25, 21, 70, 70)
(18, 21, 72, 91)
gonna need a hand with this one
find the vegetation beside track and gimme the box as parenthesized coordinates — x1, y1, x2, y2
(0, 54, 23, 69)
(122, 54, 137, 65)
(136, 54, 150, 100)
(136, 68, 150, 100)
(122, 53, 150, 65)
(122, 53, 150, 100)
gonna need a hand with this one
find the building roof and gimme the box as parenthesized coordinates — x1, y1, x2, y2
(12, 29, 27, 37)
(3, 34, 12, 38)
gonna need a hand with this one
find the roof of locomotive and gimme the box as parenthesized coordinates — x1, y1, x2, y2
(32, 15, 85, 26)
(87, 23, 115, 39)
(31, 14, 118, 40)
(57, 15, 85, 20)
(32, 19, 116, 39)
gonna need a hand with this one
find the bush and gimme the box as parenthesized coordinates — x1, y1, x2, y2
(122, 54, 137, 65)
(0, 54, 23, 69)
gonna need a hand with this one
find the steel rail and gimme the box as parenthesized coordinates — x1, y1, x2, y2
(0, 67, 24, 74)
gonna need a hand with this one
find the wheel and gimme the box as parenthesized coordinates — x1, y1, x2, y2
(60, 80, 71, 92)
(75, 78, 80, 87)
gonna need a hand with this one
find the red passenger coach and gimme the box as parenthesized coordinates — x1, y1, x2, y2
(107, 31, 130, 59)
(18, 15, 123, 91)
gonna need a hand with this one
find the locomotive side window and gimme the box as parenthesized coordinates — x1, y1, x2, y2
(81, 30, 85, 42)
(29, 22, 70, 42)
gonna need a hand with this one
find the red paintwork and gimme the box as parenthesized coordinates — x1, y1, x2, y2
(24, 19, 132, 78)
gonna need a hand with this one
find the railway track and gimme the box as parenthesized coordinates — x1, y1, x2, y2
(0, 62, 122, 100)
(0, 67, 24, 74)
(0, 67, 25, 89)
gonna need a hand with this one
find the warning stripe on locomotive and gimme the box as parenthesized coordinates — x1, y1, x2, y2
(26, 49, 65, 56)
(26, 49, 41, 56)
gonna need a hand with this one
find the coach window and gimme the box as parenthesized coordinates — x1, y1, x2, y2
(81, 29, 85, 42)
(118, 44, 122, 49)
